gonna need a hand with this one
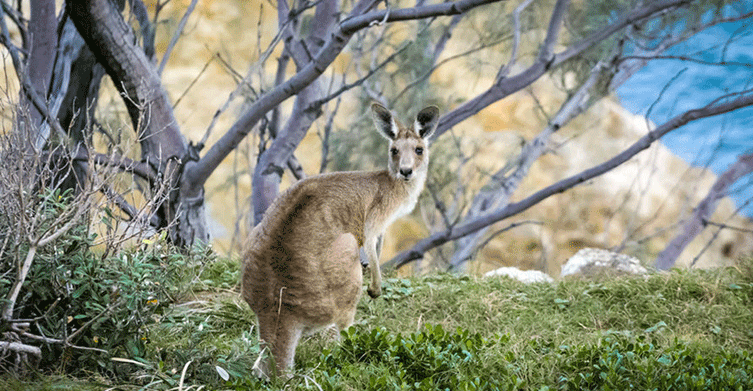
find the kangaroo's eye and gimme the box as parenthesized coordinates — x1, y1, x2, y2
(415, 147, 424, 155)
(391, 148, 399, 156)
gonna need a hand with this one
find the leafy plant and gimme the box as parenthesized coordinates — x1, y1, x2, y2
(381, 277, 416, 301)
(0, 195, 203, 376)
(36, 243, 199, 374)
(312, 323, 511, 391)
(556, 335, 753, 390)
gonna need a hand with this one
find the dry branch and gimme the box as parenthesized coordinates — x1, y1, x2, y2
(0, 341, 41, 357)
(435, 0, 691, 139)
(656, 152, 753, 270)
(448, 60, 605, 269)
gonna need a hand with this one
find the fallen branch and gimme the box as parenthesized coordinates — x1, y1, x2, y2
(0, 341, 41, 357)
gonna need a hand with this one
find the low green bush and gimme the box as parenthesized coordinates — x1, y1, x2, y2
(316, 323, 504, 390)
(0, 215, 203, 376)
(556, 335, 753, 390)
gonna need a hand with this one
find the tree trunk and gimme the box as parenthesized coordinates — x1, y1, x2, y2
(252, 83, 322, 224)
(28, 0, 56, 102)
(67, 0, 209, 246)
(23, 0, 57, 150)
(54, 17, 106, 142)
(250, 0, 336, 224)
(43, 15, 107, 193)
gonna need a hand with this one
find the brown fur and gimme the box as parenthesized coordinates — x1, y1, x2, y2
(241, 103, 439, 377)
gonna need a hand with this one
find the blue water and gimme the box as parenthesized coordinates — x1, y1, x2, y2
(616, 4, 753, 216)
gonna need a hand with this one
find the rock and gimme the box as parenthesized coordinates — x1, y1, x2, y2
(484, 266, 554, 284)
(561, 248, 647, 278)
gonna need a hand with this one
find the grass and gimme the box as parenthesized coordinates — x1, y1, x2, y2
(3, 257, 753, 390)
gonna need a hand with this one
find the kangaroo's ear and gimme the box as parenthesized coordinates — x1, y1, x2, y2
(415, 106, 439, 140)
(371, 103, 397, 140)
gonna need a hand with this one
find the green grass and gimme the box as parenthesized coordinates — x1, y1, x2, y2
(4, 258, 753, 390)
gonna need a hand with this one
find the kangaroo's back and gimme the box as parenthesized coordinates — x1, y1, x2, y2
(243, 172, 375, 315)
(241, 103, 439, 378)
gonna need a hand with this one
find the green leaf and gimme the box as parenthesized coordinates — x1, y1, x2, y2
(645, 321, 667, 334)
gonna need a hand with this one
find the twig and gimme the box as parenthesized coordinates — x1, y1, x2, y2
(645, 68, 687, 121)
(0, 341, 41, 357)
(394, 35, 507, 103)
(703, 220, 753, 234)
(3, 298, 61, 324)
(470, 220, 543, 262)
(66, 303, 117, 343)
(620, 55, 753, 68)
(496, 0, 534, 81)
(173, 56, 214, 109)
(178, 360, 193, 391)
(158, 0, 199, 75)
(312, 41, 411, 108)
(319, 96, 342, 173)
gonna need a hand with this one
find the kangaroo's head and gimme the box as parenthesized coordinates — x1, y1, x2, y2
(371, 103, 440, 182)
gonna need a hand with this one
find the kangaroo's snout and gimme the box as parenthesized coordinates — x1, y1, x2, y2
(399, 167, 413, 179)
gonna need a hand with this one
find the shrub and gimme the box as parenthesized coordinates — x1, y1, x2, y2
(556, 335, 753, 390)
(1, 224, 200, 376)
(312, 324, 515, 391)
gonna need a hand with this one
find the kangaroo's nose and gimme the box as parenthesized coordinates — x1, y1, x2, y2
(399, 168, 412, 178)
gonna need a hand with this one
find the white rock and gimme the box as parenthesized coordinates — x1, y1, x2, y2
(484, 266, 554, 284)
(561, 248, 647, 278)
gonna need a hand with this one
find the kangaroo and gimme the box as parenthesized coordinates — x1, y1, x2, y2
(241, 103, 439, 377)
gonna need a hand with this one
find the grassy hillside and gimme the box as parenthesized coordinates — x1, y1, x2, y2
(3, 256, 753, 390)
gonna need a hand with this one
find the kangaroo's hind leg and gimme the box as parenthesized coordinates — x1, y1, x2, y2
(326, 233, 363, 333)
(255, 311, 304, 378)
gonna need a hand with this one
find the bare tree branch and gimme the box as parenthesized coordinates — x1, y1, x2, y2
(435, 0, 690, 139)
(448, 60, 605, 270)
(128, 0, 155, 60)
(0, 341, 41, 357)
(157, 0, 199, 75)
(620, 55, 753, 68)
(539, 0, 570, 64)
(703, 220, 753, 234)
(655, 152, 753, 270)
(319, 96, 342, 173)
(495, 0, 534, 81)
(70, 149, 157, 181)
